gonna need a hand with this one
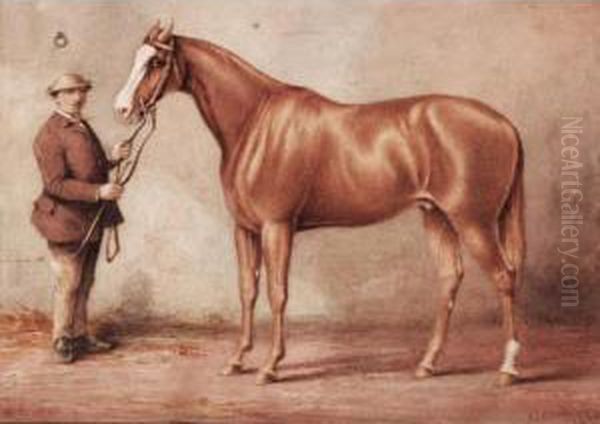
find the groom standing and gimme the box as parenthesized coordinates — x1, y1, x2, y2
(31, 73, 131, 363)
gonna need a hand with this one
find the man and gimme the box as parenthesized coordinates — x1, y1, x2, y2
(31, 73, 131, 363)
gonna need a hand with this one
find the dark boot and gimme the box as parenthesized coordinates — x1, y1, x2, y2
(53, 336, 77, 364)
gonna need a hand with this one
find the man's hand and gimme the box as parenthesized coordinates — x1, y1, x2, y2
(98, 183, 124, 201)
(111, 141, 132, 162)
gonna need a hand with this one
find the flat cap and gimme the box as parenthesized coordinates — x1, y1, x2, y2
(47, 73, 92, 96)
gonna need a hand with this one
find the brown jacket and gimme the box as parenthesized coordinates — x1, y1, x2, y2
(31, 112, 123, 243)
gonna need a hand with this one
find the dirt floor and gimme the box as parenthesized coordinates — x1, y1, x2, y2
(0, 314, 598, 423)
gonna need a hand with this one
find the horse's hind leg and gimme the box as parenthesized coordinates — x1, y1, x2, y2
(416, 206, 464, 378)
(458, 222, 520, 386)
(222, 225, 261, 376)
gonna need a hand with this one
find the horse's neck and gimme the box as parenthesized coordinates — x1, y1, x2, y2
(178, 37, 280, 158)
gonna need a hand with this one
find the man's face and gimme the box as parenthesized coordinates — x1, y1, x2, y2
(55, 88, 88, 116)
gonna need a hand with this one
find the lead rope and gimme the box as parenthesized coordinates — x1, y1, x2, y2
(75, 107, 157, 261)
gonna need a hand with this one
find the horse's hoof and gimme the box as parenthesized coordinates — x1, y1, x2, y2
(256, 370, 278, 385)
(221, 362, 244, 376)
(414, 365, 434, 379)
(498, 372, 517, 387)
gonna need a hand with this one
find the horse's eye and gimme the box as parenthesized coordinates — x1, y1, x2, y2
(148, 57, 165, 69)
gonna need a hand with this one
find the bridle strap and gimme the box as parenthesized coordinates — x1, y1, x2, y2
(152, 40, 173, 51)
(144, 39, 178, 111)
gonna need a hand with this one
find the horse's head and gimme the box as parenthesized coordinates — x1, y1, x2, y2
(114, 20, 181, 123)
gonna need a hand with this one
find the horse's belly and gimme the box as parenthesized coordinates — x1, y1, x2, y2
(299, 185, 415, 228)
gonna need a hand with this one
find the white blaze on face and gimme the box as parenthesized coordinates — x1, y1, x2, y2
(114, 44, 158, 117)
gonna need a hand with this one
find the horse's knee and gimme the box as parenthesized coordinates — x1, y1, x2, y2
(268, 287, 287, 312)
(240, 273, 259, 304)
(241, 286, 258, 306)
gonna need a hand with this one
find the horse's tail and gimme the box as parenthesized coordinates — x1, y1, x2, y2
(499, 130, 526, 284)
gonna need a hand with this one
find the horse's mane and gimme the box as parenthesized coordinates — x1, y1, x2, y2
(178, 35, 285, 90)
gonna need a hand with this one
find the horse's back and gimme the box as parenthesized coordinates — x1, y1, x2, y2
(294, 92, 520, 227)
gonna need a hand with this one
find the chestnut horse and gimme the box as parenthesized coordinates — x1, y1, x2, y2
(115, 22, 525, 386)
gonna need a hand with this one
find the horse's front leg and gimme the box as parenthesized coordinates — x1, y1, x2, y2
(256, 221, 293, 385)
(222, 225, 261, 375)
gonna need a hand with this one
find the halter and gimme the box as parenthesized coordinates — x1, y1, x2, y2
(141, 38, 179, 113)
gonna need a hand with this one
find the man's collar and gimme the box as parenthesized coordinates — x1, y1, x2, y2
(54, 109, 85, 127)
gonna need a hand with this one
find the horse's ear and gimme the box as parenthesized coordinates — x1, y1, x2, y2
(144, 19, 161, 42)
(157, 19, 174, 43)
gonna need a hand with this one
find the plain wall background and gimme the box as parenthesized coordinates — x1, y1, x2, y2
(1, 0, 598, 328)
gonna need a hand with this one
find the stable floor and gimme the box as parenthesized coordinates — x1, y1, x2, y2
(0, 317, 598, 423)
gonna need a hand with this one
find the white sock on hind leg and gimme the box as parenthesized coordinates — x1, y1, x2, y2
(500, 339, 520, 376)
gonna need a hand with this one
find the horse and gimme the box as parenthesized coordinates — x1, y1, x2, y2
(114, 21, 526, 386)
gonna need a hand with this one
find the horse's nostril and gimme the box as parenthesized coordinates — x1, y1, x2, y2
(116, 107, 134, 121)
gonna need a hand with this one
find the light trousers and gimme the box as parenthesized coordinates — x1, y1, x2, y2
(48, 239, 102, 341)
